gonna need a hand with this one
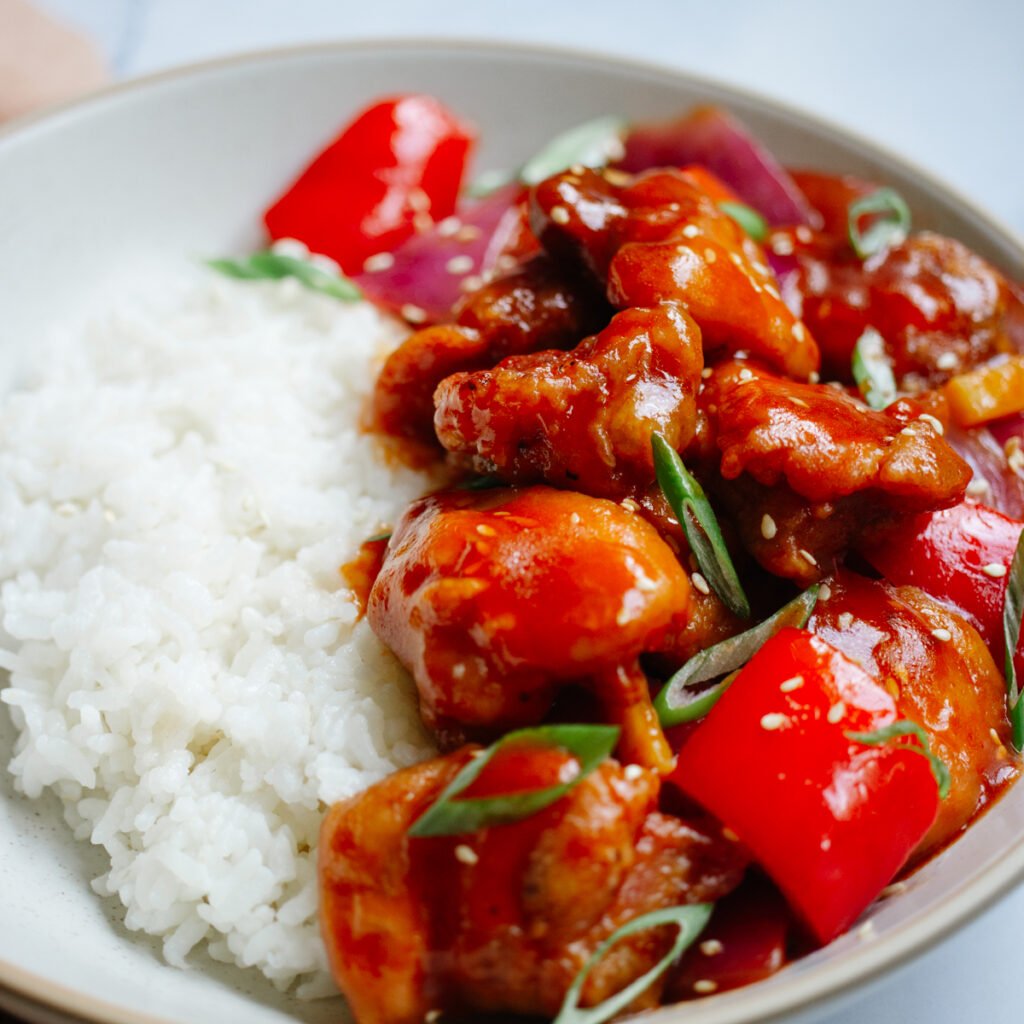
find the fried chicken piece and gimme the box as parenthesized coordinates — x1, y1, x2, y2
(374, 254, 607, 444)
(770, 227, 1024, 388)
(809, 570, 1017, 857)
(530, 166, 820, 380)
(320, 744, 747, 1024)
(434, 301, 703, 498)
(367, 486, 689, 767)
(707, 361, 971, 506)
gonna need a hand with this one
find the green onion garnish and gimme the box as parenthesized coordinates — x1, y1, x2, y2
(655, 586, 820, 727)
(1002, 529, 1024, 751)
(365, 531, 392, 543)
(552, 903, 713, 1024)
(845, 719, 951, 799)
(652, 432, 750, 619)
(520, 116, 628, 186)
(851, 327, 897, 410)
(718, 201, 768, 242)
(208, 251, 362, 302)
(457, 474, 504, 491)
(847, 187, 911, 260)
(408, 724, 619, 838)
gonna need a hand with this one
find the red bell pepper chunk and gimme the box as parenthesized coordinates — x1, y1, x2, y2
(263, 94, 475, 275)
(671, 628, 940, 945)
(861, 501, 1024, 673)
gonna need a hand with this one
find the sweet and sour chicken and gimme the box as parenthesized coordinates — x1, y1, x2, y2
(307, 98, 1024, 1024)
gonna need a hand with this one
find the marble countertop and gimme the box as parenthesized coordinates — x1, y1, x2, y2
(19, 1, 1024, 1022)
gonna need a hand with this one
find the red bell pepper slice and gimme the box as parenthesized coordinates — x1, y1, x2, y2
(861, 501, 1024, 675)
(671, 627, 940, 945)
(264, 94, 475, 275)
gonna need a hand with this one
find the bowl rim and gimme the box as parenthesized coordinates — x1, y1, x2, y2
(1, 33, 1023, 1024)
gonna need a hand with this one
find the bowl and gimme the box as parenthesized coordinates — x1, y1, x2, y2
(1, 38, 1023, 1024)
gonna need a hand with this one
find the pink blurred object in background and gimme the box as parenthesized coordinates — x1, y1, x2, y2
(0, 0, 106, 123)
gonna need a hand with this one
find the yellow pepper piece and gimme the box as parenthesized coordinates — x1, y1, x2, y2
(944, 355, 1024, 428)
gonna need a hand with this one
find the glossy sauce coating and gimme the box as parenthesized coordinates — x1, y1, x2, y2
(530, 166, 820, 379)
(366, 486, 689, 761)
(374, 254, 607, 444)
(809, 570, 1017, 856)
(434, 301, 703, 498)
(319, 745, 746, 1024)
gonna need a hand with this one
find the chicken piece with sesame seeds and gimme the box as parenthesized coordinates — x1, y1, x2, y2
(808, 569, 1017, 857)
(320, 742, 747, 1024)
(529, 166, 820, 380)
(367, 485, 689, 769)
(433, 301, 703, 499)
(770, 225, 1024, 389)
(374, 253, 609, 446)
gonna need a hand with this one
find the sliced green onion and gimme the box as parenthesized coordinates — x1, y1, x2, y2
(408, 724, 619, 838)
(365, 531, 391, 543)
(552, 903, 713, 1024)
(851, 327, 898, 410)
(847, 187, 911, 260)
(655, 586, 820, 727)
(845, 720, 951, 799)
(520, 116, 628, 186)
(718, 201, 768, 242)
(1002, 529, 1024, 751)
(457, 474, 504, 491)
(651, 432, 750, 619)
(208, 251, 362, 302)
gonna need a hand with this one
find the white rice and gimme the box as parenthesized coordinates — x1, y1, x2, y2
(0, 273, 437, 995)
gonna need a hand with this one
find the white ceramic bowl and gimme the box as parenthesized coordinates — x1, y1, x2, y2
(1, 39, 1022, 1024)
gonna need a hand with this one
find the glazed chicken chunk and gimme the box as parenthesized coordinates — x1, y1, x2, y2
(530, 166, 820, 380)
(434, 301, 703, 497)
(374, 254, 608, 445)
(367, 485, 690, 767)
(320, 743, 746, 1024)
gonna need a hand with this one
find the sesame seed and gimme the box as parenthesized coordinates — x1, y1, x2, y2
(408, 186, 431, 212)
(838, 612, 854, 629)
(700, 939, 724, 956)
(425, 1011, 443, 1024)
(691, 572, 711, 596)
(936, 352, 958, 371)
(808, 371, 821, 384)
(437, 216, 462, 237)
(738, 367, 753, 382)
(454, 844, 479, 866)
(798, 548, 819, 567)
(826, 701, 846, 724)
(455, 224, 482, 243)
(603, 168, 632, 186)
(818, 582, 832, 602)
(701, 367, 713, 379)
(931, 627, 952, 642)
(413, 211, 433, 234)
(682, 224, 700, 238)
(620, 498, 640, 512)
(764, 284, 781, 301)
(623, 764, 644, 781)
(760, 712, 789, 731)
(362, 251, 395, 273)
(550, 205, 570, 225)
(722, 827, 740, 841)
(792, 322, 809, 343)
(857, 920, 876, 940)
(966, 475, 991, 498)
(990, 727, 1004, 747)
(460, 275, 483, 293)
(400, 303, 428, 324)
(795, 226, 813, 243)
(445, 254, 474, 275)
(880, 881, 907, 899)
(779, 675, 804, 693)
(452, 663, 466, 680)
(760, 513, 777, 540)
(570, 512, 581, 525)
(693, 979, 718, 994)
(771, 235, 795, 255)
(475, 524, 497, 537)
(704, 248, 718, 263)
(982, 562, 1008, 578)
(918, 413, 944, 436)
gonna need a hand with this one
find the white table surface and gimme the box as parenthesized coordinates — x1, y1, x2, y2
(26, 1, 1024, 1022)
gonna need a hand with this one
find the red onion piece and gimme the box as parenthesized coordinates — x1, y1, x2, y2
(354, 183, 527, 324)
(944, 421, 1024, 520)
(618, 106, 816, 226)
